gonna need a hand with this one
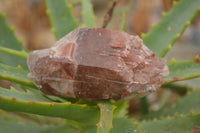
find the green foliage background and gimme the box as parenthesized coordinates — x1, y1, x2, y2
(0, 0, 200, 132)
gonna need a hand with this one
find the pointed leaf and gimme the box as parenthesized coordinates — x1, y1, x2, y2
(110, 118, 137, 133)
(82, 0, 96, 27)
(164, 59, 200, 84)
(143, 0, 200, 57)
(0, 119, 44, 133)
(0, 87, 100, 125)
(45, 0, 78, 40)
(142, 91, 200, 120)
(0, 14, 27, 69)
(0, 118, 80, 133)
(0, 63, 34, 87)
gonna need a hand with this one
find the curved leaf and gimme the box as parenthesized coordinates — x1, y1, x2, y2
(164, 59, 200, 84)
(0, 46, 28, 59)
(45, 0, 78, 40)
(142, 0, 200, 57)
(0, 87, 100, 125)
(0, 63, 34, 87)
(142, 91, 200, 120)
(0, 119, 79, 133)
(0, 14, 27, 69)
(138, 115, 200, 133)
(110, 118, 137, 133)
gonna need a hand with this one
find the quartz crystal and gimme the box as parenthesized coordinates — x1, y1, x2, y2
(27, 27, 169, 100)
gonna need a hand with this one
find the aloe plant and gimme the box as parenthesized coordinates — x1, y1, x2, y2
(0, 0, 200, 132)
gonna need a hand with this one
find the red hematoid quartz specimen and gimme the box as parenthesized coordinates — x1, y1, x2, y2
(28, 27, 169, 100)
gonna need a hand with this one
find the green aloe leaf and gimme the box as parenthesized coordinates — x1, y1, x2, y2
(45, 0, 78, 40)
(142, 91, 200, 120)
(0, 46, 28, 59)
(110, 118, 137, 133)
(0, 63, 34, 87)
(97, 102, 116, 133)
(138, 115, 200, 133)
(142, 0, 200, 57)
(0, 114, 138, 133)
(0, 118, 80, 133)
(164, 58, 200, 84)
(0, 119, 44, 133)
(113, 100, 129, 118)
(82, 0, 96, 27)
(0, 87, 100, 125)
(0, 14, 27, 69)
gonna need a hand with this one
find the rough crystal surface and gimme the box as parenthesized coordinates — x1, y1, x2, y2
(27, 27, 169, 100)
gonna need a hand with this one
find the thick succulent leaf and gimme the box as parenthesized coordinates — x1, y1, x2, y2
(0, 119, 80, 133)
(138, 115, 200, 133)
(142, 91, 200, 120)
(44, 124, 79, 133)
(0, 87, 100, 125)
(0, 63, 34, 87)
(82, 0, 96, 27)
(142, 0, 200, 57)
(0, 116, 138, 133)
(97, 102, 116, 133)
(110, 118, 137, 133)
(164, 59, 200, 84)
(0, 87, 52, 102)
(45, 0, 78, 40)
(0, 119, 44, 133)
(0, 14, 27, 69)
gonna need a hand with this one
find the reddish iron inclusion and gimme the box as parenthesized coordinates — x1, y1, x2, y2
(27, 27, 169, 100)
